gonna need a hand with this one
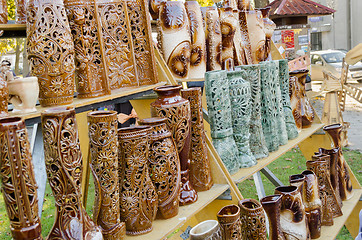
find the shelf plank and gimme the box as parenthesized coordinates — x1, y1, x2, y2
(125, 184, 229, 240)
(0, 23, 26, 31)
(232, 122, 324, 183)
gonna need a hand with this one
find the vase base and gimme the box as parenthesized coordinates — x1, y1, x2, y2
(179, 171, 198, 206)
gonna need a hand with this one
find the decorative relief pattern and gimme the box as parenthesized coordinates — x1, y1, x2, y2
(15, 0, 26, 24)
(0, 117, 42, 240)
(205, 7, 222, 71)
(0, 0, 7, 24)
(0, 73, 8, 117)
(260, 195, 286, 240)
(238, 10, 253, 65)
(217, 204, 241, 240)
(219, 7, 237, 70)
(26, 0, 75, 107)
(289, 76, 302, 130)
(245, 10, 266, 64)
(239, 199, 267, 240)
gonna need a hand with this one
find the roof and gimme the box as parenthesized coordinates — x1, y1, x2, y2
(267, 0, 336, 17)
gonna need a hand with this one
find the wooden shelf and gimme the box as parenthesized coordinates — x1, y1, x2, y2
(125, 184, 230, 240)
(0, 23, 26, 31)
(232, 122, 324, 183)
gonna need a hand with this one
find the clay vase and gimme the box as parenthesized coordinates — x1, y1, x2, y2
(205, 70, 240, 173)
(87, 111, 126, 239)
(117, 126, 158, 235)
(239, 199, 267, 240)
(8, 77, 39, 113)
(190, 220, 222, 240)
(278, 59, 299, 140)
(289, 76, 303, 130)
(232, 9, 247, 66)
(138, 117, 181, 219)
(244, 10, 266, 64)
(289, 174, 306, 201)
(0, 73, 8, 117)
(185, 1, 207, 79)
(228, 70, 257, 167)
(205, 6, 222, 71)
(260, 195, 286, 240)
(0, 117, 42, 240)
(41, 107, 102, 240)
(323, 123, 353, 200)
(149, 0, 166, 20)
(274, 186, 309, 240)
(238, 10, 253, 65)
(260, 7, 276, 61)
(219, 7, 237, 70)
(64, 0, 110, 98)
(181, 88, 213, 191)
(15, 0, 26, 23)
(0, 0, 7, 24)
(26, 0, 75, 107)
(237, 0, 250, 10)
(289, 70, 315, 128)
(217, 204, 242, 240)
(158, 1, 191, 81)
(235, 64, 269, 159)
(301, 170, 322, 239)
(151, 85, 198, 205)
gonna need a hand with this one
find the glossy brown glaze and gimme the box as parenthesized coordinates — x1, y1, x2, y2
(219, 7, 236, 70)
(15, 0, 26, 23)
(26, 0, 75, 107)
(138, 117, 181, 219)
(323, 123, 353, 200)
(149, 0, 166, 20)
(238, 10, 254, 65)
(0, 0, 7, 24)
(289, 76, 302, 130)
(151, 85, 198, 205)
(118, 126, 158, 235)
(87, 111, 126, 240)
(261, 195, 286, 240)
(0, 117, 42, 240)
(41, 107, 102, 239)
(217, 204, 241, 240)
(181, 88, 213, 192)
(244, 10, 266, 64)
(289, 174, 306, 194)
(239, 199, 267, 239)
(205, 7, 222, 71)
(260, 7, 275, 61)
(0, 73, 8, 117)
(237, 0, 250, 10)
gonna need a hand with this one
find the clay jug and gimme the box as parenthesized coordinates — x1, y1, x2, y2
(217, 204, 241, 240)
(117, 126, 158, 235)
(41, 107, 102, 239)
(0, 117, 42, 240)
(0, 73, 8, 117)
(87, 110, 126, 239)
(260, 194, 286, 240)
(181, 88, 213, 191)
(151, 85, 197, 205)
(190, 220, 222, 240)
(323, 123, 353, 200)
(205, 6, 222, 71)
(239, 199, 267, 239)
(138, 117, 181, 219)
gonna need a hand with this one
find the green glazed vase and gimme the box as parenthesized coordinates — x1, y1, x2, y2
(205, 70, 241, 174)
(227, 70, 257, 167)
(235, 65, 269, 159)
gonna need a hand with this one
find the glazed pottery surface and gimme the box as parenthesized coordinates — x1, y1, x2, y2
(149, 0, 166, 20)
(289, 76, 302, 130)
(0, 73, 8, 117)
(238, 10, 253, 65)
(190, 220, 222, 240)
(0, 0, 7, 24)
(260, 7, 275, 61)
(205, 7, 222, 71)
(15, 0, 26, 23)
(0, 117, 42, 240)
(245, 10, 265, 64)
(239, 199, 267, 240)
(219, 7, 237, 70)
(261, 194, 286, 240)
(217, 204, 241, 240)
(8, 77, 39, 113)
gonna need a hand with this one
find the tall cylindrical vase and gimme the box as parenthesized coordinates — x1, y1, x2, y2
(0, 73, 8, 117)
(0, 0, 7, 24)
(205, 7, 222, 71)
(289, 76, 303, 130)
(217, 204, 241, 240)
(41, 107, 102, 239)
(26, 0, 75, 107)
(260, 194, 286, 240)
(205, 70, 240, 173)
(0, 117, 42, 240)
(244, 10, 266, 64)
(228, 70, 256, 167)
(323, 124, 353, 200)
(260, 7, 275, 61)
(16, 0, 26, 23)
(239, 199, 267, 239)
(151, 85, 198, 206)
(87, 111, 125, 239)
(118, 126, 158, 235)
(219, 7, 237, 70)
(138, 117, 181, 219)
(181, 88, 213, 191)
(235, 64, 268, 159)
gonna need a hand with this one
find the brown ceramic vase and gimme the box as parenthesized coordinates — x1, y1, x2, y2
(260, 195, 286, 240)
(181, 87, 213, 192)
(205, 6, 222, 71)
(219, 7, 237, 70)
(0, 73, 8, 117)
(117, 126, 158, 235)
(217, 204, 241, 240)
(41, 107, 102, 239)
(151, 85, 198, 205)
(138, 117, 181, 219)
(16, 0, 26, 23)
(87, 111, 126, 240)
(0, 117, 42, 240)
(238, 199, 267, 240)
(260, 7, 275, 61)
(149, 0, 166, 20)
(289, 76, 302, 130)
(323, 123, 353, 200)
(0, 0, 7, 24)
(289, 174, 306, 198)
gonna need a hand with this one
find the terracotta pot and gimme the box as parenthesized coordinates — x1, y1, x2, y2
(41, 107, 102, 239)
(8, 77, 38, 113)
(219, 7, 237, 70)
(64, 0, 110, 98)
(118, 126, 158, 235)
(149, 0, 166, 20)
(301, 170, 322, 239)
(0, 73, 8, 117)
(26, 0, 75, 107)
(217, 204, 241, 240)
(323, 123, 353, 200)
(87, 111, 126, 239)
(151, 85, 197, 205)
(239, 199, 267, 239)
(181, 88, 213, 191)
(15, 0, 26, 23)
(138, 117, 181, 219)
(274, 186, 309, 240)
(190, 220, 222, 240)
(260, 194, 286, 240)
(0, 0, 7, 24)
(260, 7, 276, 61)
(205, 6, 222, 71)
(0, 117, 42, 240)
(158, 1, 191, 80)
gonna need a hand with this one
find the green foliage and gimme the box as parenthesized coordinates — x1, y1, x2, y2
(197, 0, 214, 7)
(7, 0, 15, 21)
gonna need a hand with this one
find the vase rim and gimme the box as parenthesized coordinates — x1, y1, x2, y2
(289, 174, 305, 183)
(318, 147, 339, 154)
(41, 106, 74, 116)
(260, 194, 282, 204)
(290, 69, 309, 74)
(275, 185, 298, 194)
(238, 198, 262, 211)
(189, 220, 219, 236)
(154, 85, 182, 92)
(217, 204, 240, 217)
(0, 116, 24, 127)
(301, 170, 315, 177)
(138, 117, 167, 125)
(323, 123, 342, 131)
(87, 110, 117, 118)
(181, 87, 201, 93)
